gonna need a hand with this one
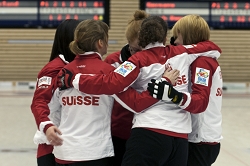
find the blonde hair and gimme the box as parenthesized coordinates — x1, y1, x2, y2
(69, 19, 109, 55)
(172, 15, 210, 45)
(125, 10, 149, 43)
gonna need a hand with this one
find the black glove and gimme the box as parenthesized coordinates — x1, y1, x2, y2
(147, 79, 183, 104)
(120, 44, 132, 62)
(57, 68, 74, 90)
(170, 36, 176, 46)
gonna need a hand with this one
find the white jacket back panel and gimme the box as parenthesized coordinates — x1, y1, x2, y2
(52, 88, 114, 160)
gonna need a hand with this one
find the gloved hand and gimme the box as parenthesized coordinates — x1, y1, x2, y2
(170, 36, 176, 46)
(57, 68, 74, 90)
(147, 79, 183, 104)
(120, 44, 132, 62)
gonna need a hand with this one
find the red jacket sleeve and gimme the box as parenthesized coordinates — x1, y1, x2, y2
(167, 40, 222, 59)
(104, 51, 121, 65)
(31, 73, 56, 128)
(113, 87, 159, 113)
(31, 58, 65, 129)
(180, 56, 218, 113)
(72, 55, 142, 95)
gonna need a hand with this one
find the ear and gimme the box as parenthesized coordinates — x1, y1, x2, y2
(98, 39, 104, 48)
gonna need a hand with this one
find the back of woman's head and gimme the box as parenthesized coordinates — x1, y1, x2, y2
(69, 19, 109, 55)
(50, 19, 80, 62)
(125, 10, 149, 43)
(172, 15, 210, 45)
(138, 16, 168, 48)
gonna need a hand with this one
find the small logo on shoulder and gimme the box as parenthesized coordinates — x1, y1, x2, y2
(114, 61, 136, 77)
(38, 76, 52, 87)
(194, 68, 210, 86)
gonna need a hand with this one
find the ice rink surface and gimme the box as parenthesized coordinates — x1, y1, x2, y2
(0, 82, 249, 166)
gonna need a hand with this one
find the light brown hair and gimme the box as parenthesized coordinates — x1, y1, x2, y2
(125, 10, 149, 43)
(69, 19, 109, 55)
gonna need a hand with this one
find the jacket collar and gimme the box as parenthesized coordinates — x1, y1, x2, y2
(58, 54, 69, 64)
(78, 51, 102, 59)
(143, 42, 165, 50)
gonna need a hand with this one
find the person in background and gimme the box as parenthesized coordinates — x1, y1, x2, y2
(147, 14, 223, 166)
(104, 9, 148, 166)
(57, 15, 221, 165)
(31, 19, 80, 166)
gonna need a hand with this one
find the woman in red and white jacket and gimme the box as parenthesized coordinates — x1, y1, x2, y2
(46, 19, 167, 166)
(57, 16, 221, 166)
(148, 15, 223, 166)
(31, 19, 80, 166)
(104, 9, 148, 166)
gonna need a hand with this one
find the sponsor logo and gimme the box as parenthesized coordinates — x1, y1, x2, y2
(38, 76, 52, 87)
(194, 68, 210, 86)
(114, 61, 136, 77)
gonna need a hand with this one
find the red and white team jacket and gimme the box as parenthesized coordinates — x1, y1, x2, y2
(50, 52, 158, 162)
(31, 55, 68, 158)
(70, 41, 221, 135)
(187, 56, 223, 143)
(104, 51, 134, 140)
(104, 50, 123, 68)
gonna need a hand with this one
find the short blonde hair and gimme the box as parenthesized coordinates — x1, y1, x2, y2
(172, 15, 210, 45)
(69, 19, 109, 55)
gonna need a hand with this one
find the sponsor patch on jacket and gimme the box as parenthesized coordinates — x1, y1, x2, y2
(38, 76, 52, 87)
(114, 61, 136, 77)
(194, 67, 210, 86)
